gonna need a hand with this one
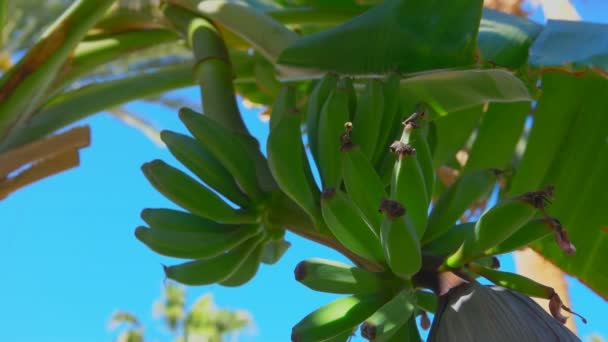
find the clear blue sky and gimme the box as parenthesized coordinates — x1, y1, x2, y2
(1, 2, 607, 341)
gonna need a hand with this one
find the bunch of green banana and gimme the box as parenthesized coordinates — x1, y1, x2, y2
(139, 105, 288, 287)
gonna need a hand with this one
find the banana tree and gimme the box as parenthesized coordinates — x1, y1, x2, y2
(1, 0, 607, 340)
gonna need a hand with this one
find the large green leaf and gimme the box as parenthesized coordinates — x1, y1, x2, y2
(510, 72, 608, 299)
(278, 0, 483, 74)
(477, 9, 542, 68)
(400, 69, 531, 116)
(529, 20, 608, 75)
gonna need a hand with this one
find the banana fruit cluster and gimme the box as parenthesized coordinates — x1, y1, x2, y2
(139, 72, 580, 341)
(287, 74, 580, 341)
(138, 106, 288, 286)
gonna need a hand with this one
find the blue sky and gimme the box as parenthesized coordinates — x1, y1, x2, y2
(1, 2, 607, 341)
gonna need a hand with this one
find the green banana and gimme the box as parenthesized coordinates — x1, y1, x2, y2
(294, 258, 388, 295)
(465, 263, 556, 305)
(466, 263, 586, 324)
(360, 290, 415, 342)
(219, 234, 267, 287)
(321, 188, 385, 263)
(341, 129, 387, 232)
(141, 208, 224, 233)
(141, 160, 258, 224)
(379, 199, 422, 279)
(135, 224, 262, 260)
(472, 194, 541, 255)
(351, 79, 385, 159)
(373, 72, 402, 168)
(267, 85, 323, 228)
(307, 73, 339, 164)
(316, 78, 352, 188)
(483, 217, 555, 256)
(389, 135, 429, 237)
(164, 234, 265, 286)
(291, 293, 389, 342)
(160, 130, 249, 207)
(423, 168, 499, 244)
(407, 111, 435, 202)
(179, 108, 266, 201)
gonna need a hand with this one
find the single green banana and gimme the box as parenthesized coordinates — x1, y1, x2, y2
(141, 160, 258, 224)
(135, 224, 262, 259)
(219, 234, 267, 287)
(321, 188, 385, 263)
(444, 190, 547, 268)
(291, 293, 390, 342)
(294, 258, 388, 295)
(483, 217, 555, 256)
(373, 72, 402, 168)
(360, 289, 415, 342)
(423, 168, 499, 244)
(268, 85, 323, 229)
(379, 199, 422, 279)
(407, 112, 435, 203)
(317, 79, 351, 188)
(160, 130, 249, 207)
(179, 108, 266, 201)
(141, 208, 224, 233)
(466, 263, 586, 324)
(467, 263, 561, 301)
(472, 194, 542, 255)
(351, 79, 384, 159)
(307, 73, 339, 164)
(341, 129, 387, 232)
(164, 234, 265, 286)
(389, 136, 429, 237)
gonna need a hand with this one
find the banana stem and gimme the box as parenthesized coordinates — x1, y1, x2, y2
(162, 4, 248, 134)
